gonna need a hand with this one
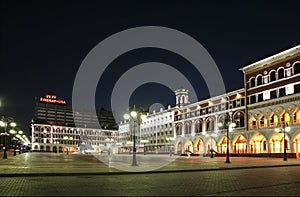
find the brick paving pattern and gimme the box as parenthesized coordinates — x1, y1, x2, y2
(1, 152, 300, 196)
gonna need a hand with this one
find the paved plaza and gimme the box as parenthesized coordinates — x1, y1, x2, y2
(1, 152, 300, 196)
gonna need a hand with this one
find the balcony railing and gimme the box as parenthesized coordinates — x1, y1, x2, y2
(249, 120, 300, 130)
(258, 124, 268, 128)
(293, 119, 300, 124)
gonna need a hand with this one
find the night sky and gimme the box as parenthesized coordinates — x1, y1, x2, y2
(1, 1, 299, 135)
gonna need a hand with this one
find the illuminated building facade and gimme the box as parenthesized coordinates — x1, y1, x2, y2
(241, 45, 300, 156)
(173, 88, 246, 155)
(31, 123, 117, 153)
(33, 94, 117, 129)
(140, 105, 175, 153)
(31, 94, 118, 153)
(118, 44, 300, 157)
(118, 105, 175, 153)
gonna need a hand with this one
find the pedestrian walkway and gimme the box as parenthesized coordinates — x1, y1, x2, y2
(1, 152, 300, 176)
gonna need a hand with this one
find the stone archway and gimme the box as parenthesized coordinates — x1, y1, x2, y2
(34, 145, 39, 151)
(193, 138, 204, 154)
(52, 146, 57, 153)
(175, 141, 182, 155)
(205, 137, 217, 154)
(249, 133, 267, 154)
(293, 131, 300, 157)
(218, 136, 229, 154)
(40, 145, 44, 152)
(233, 135, 247, 154)
(46, 146, 51, 152)
(269, 131, 290, 153)
(184, 139, 193, 153)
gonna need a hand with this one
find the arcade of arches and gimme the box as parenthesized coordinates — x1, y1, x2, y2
(175, 131, 300, 156)
(32, 143, 78, 153)
(249, 108, 300, 129)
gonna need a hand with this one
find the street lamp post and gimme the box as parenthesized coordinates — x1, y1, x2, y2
(17, 131, 23, 154)
(9, 129, 17, 156)
(166, 137, 174, 156)
(123, 107, 147, 166)
(11, 136, 17, 156)
(116, 142, 122, 154)
(0, 132, 9, 159)
(210, 134, 217, 159)
(275, 122, 291, 161)
(218, 114, 236, 164)
(0, 117, 16, 159)
(141, 139, 149, 155)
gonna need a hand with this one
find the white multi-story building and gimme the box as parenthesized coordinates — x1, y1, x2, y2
(140, 105, 175, 153)
(118, 88, 189, 153)
(31, 123, 118, 153)
(173, 88, 246, 155)
(119, 44, 300, 158)
(118, 105, 176, 153)
(31, 94, 119, 153)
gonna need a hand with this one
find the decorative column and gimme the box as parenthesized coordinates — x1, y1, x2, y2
(214, 115, 219, 133)
(182, 122, 185, 137)
(202, 119, 206, 133)
(191, 120, 195, 135)
(50, 126, 53, 144)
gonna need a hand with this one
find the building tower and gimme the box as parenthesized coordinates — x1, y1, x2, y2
(175, 88, 189, 107)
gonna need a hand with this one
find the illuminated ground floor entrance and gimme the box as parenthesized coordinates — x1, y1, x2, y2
(175, 130, 300, 157)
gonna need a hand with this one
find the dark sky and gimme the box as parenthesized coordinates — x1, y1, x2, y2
(1, 1, 299, 135)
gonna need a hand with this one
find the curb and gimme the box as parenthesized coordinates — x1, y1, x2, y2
(1, 163, 300, 177)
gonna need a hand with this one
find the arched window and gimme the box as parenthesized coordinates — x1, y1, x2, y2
(278, 68, 284, 79)
(206, 118, 215, 132)
(195, 120, 202, 133)
(185, 122, 191, 134)
(250, 77, 255, 88)
(270, 70, 276, 82)
(240, 116, 245, 127)
(294, 62, 300, 75)
(218, 115, 226, 130)
(176, 125, 182, 135)
(269, 113, 278, 127)
(233, 112, 245, 127)
(280, 112, 290, 124)
(292, 109, 300, 124)
(259, 115, 266, 128)
(256, 75, 262, 86)
(249, 117, 257, 129)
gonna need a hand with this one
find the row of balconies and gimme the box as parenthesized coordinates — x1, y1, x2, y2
(249, 120, 300, 129)
(141, 126, 173, 132)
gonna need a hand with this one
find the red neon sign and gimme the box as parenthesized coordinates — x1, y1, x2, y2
(39, 96, 66, 105)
